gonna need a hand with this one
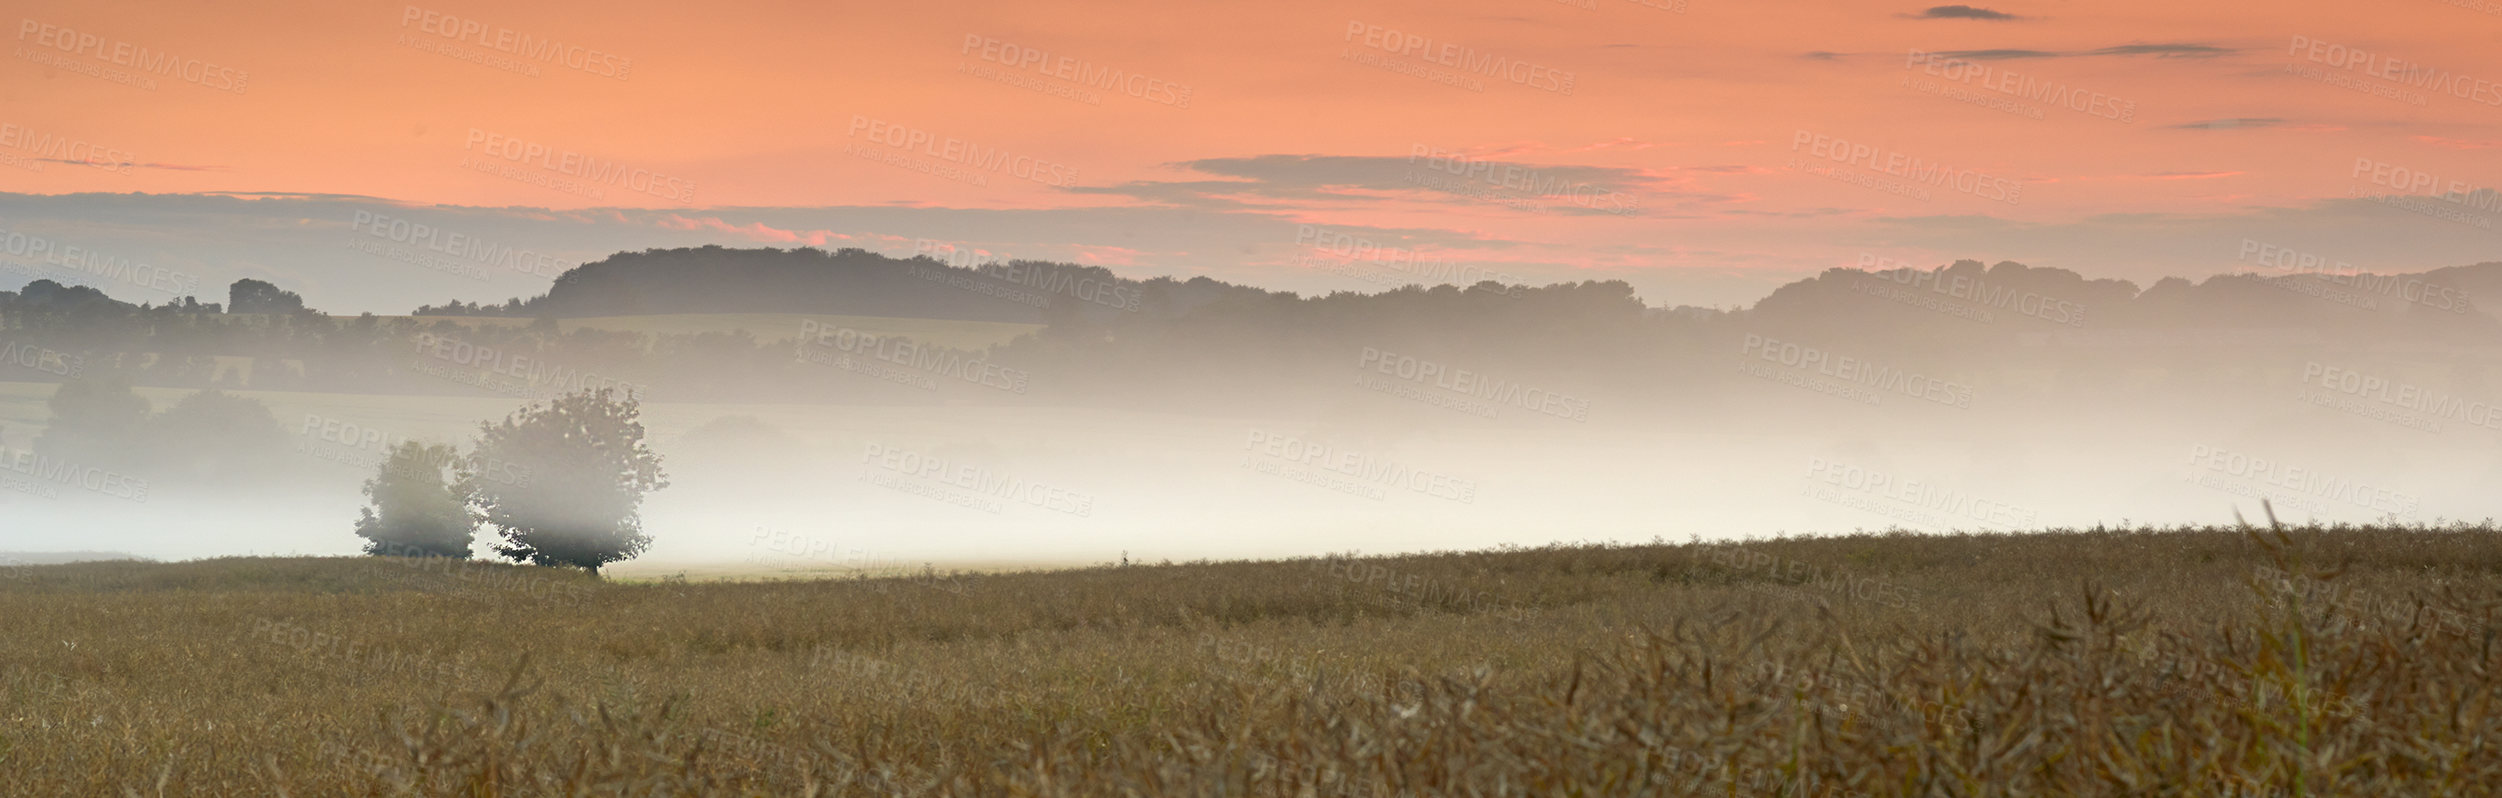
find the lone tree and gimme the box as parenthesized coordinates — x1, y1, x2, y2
(34, 375, 151, 470)
(353, 442, 478, 558)
(468, 388, 666, 578)
(148, 389, 292, 485)
(227, 278, 310, 315)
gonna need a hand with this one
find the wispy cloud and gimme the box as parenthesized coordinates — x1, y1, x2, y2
(2089, 43, 2232, 58)
(2138, 171, 2246, 181)
(2166, 118, 2286, 130)
(2413, 135, 2502, 150)
(654, 215, 856, 247)
(1904, 5, 2022, 21)
(1927, 43, 2234, 60)
(1063, 154, 1694, 215)
(35, 160, 226, 172)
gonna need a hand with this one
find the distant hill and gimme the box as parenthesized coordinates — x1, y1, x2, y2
(4, 245, 2497, 412)
(2419, 261, 2502, 313)
(410, 245, 1274, 325)
(1748, 258, 2498, 346)
(412, 247, 2502, 340)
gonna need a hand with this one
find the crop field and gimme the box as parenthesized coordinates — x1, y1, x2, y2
(3, 521, 2496, 796)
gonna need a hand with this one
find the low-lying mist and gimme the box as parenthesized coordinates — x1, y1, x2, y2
(5, 250, 2497, 571)
(7, 381, 2490, 572)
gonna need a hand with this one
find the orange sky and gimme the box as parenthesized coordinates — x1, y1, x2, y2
(4, 0, 2501, 309)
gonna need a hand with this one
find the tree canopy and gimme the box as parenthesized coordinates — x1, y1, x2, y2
(467, 388, 667, 577)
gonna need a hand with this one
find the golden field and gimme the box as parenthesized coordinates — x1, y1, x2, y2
(1, 521, 2497, 796)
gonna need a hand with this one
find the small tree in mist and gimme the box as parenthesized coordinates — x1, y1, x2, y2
(148, 389, 291, 484)
(354, 442, 478, 558)
(35, 375, 151, 470)
(468, 388, 666, 578)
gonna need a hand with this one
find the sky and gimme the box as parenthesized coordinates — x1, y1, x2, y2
(4, 0, 2501, 313)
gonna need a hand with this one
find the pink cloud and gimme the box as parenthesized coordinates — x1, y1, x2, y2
(2142, 171, 2245, 181)
(1070, 245, 1146, 267)
(654, 215, 855, 246)
(2412, 135, 2502, 150)
(1468, 138, 1677, 159)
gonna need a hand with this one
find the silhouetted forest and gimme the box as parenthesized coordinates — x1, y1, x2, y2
(1, 246, 2494, 413)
